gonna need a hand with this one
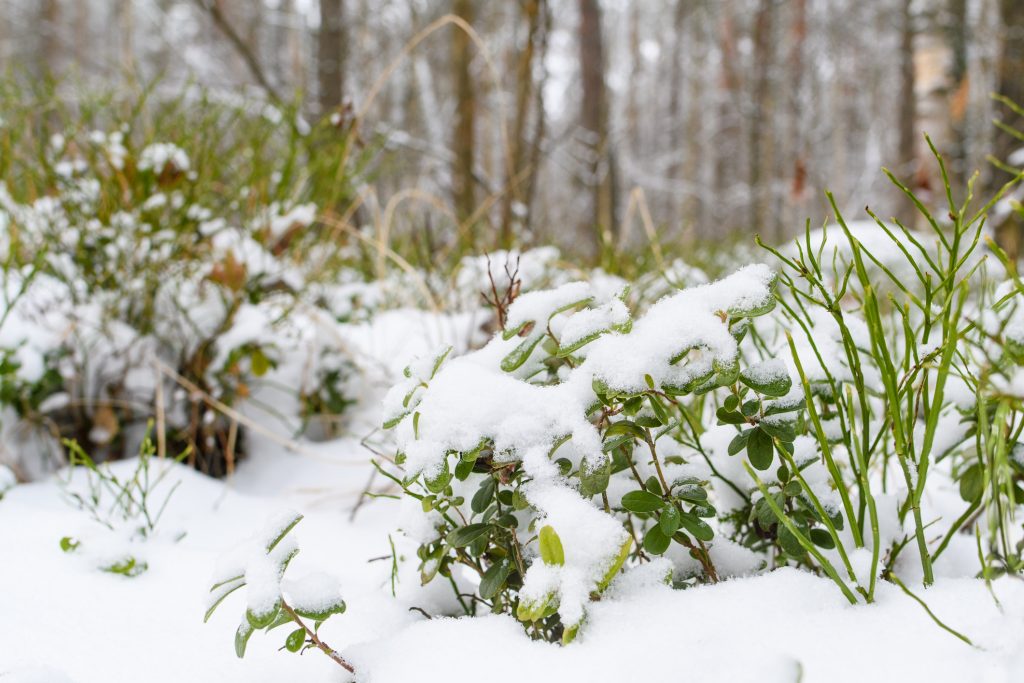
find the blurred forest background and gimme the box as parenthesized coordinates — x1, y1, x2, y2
(2, 0, 1023, 256)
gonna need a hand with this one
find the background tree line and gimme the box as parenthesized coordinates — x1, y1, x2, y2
(2, 0, 1023, 256)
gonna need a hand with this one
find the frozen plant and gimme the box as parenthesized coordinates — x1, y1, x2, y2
(58, 422, 189, 577)
(205, 512, 353, 673)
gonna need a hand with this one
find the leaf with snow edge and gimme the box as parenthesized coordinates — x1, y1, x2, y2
(595, 537, 632, 592)
(725, 271, 777, 318)
(538, 525, 565, 566)
(286, 572, 347, 620)
(59, 536, 80, 553)
(556, 297, 631, 357)
(561, 622, 581, 645)
(500, 333, 545, 372)
(578, 455, 611, 497)
(621, 490, 665, 513)
(503, 281, 593, 340)
(764, 394, 805, 416)
(103, 555, 147, 577)
(740, 358, 792, 397)
(205, 576, 245, 622)
(659, 506, 682, 536)
(262, 511, 303, 553)
(423, 458, 451, 494)
(760, 417, 796, 442)
(516, 592, 559, 623)
(429, 345, 452, 378)
(247, 600, 281, 629)
(674, 483, 707, 503)
(235, 617, 254, 658)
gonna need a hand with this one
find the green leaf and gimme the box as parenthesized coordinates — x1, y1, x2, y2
(746, 427, 774, 471)
(740, 366, 792, 397)
(294, 597, 346, 621)
(659, 506, 682, 536)
(778, 527, 806, 556)
(678, 513, 714, 542)
(383, 411, 409, 430)
(783, 481, 803, 498)
(579, 456, 611, 497)
(727, 430, 750, 456)
(809, 528, 836, 549)
(621, 490, 665, 513)
(539, 525, 565, 566)
(235, 620, 254, 658)
(500, 334, 543, 372)
(204, 579, 245, 622)
(250, 348, 270, 377)
(471, 477, 496, 514)
(604, 420, 648, 441)
(958, 463, 983, 503)
(597, 537, 632, 592)
(446, 523, 492, 548)
(424, 460, 452, 494)
(60, 536, 80, 553)
(247, 601, 281, 629)
(716, 407, 746, 425)
(643, 524, 671, 555)
(480, 559, 513, 599)
(285, 627, 306, 653)
(760, 419, 796, 442)
(265, 512, 304, 553)
(674, 483, 707, 503)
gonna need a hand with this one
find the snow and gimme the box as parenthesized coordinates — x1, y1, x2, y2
(1, 453, 1022, 683)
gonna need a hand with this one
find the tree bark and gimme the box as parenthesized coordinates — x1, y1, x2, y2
(451, 0, 477, 234)
(748, 0, 775, 237)
(896, 0, 917, 224)
(317, 0, 346, 114)
(993, 0, 1024, 258)
(500, 0, 543, 249)
(578, 0, 616, 255)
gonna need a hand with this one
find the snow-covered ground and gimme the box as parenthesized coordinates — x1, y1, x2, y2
(3, 443, 1024, 683)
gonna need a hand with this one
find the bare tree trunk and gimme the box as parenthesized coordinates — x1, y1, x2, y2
(451, 0, 477, 235)
(500, 0, 543, 249)
(785, 0, 809, 238)
(578, 0, 616, 256)
(947, 0, 969, 188)
(317, 0, 346, 114)
(748, 0, 775, 237)
(714, 1, 740, 234)
(38, 0, 60, 77)
(993, 0, 1024, 258)
(523, 0, 551, 241)
(896, 0, 917, 224)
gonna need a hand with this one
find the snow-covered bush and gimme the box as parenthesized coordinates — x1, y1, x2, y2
(58, 423, 188, 577)
(380, 265, 783, 642)
(0, 89, 365, 477)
